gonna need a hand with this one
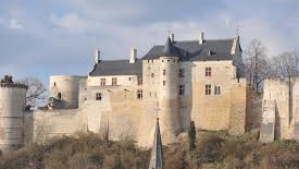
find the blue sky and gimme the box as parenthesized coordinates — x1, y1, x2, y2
(0, 0, 299, 84)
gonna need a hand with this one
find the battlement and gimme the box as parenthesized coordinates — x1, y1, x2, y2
(0, 83, 28, 89)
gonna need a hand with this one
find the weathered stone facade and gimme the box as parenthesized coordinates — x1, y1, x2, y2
(1, 33, 251, 153)
(260, 78, 299, 142)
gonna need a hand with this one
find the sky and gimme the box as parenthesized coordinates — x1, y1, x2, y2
(0, 0, 299, 84)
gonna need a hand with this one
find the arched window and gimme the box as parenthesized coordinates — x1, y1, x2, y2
(57, 93, 62, 100)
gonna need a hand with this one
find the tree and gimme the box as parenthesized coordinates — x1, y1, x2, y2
(272, 51, 299, 124)
(244, 39, 268, 93)
(188, 121, 196, 151)
(18, 77, 48, 108)
(272, 51, 299, 79)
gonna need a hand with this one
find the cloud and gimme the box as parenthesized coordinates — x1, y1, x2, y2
(0, 0, 299, 83)
(9, 19, 23, 29)
(50, 13, 91, 33)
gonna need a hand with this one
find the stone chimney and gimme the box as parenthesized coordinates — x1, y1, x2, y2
(94, 49, 100, 64)
(199, 32, 205, 44)
(169, 33, 174, 42)
(129, 48, 137, 63)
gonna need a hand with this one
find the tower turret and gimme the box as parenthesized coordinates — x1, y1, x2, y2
(158, 36, 181, 144)
(0, 75, 27, 153)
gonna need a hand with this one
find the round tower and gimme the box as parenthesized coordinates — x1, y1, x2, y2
(0, 75, 27, 153)
(158, 36, 181, 144)
(50, 75, 86, 109)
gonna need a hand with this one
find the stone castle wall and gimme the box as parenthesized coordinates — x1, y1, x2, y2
(19, 59, 249, 148)
(260, 78, 299, 142)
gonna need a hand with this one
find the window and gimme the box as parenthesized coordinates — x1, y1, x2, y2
(205, 85, 211, 95)
(96, 93, 102, 101)
(152, 60, 154, 63)
(163, 80, 166, 86)
(179, 69, 185, 78)
(53, 82, 57, 87)
(214, 85, 221, 95)
(100, 78, 106, 86)
(151, 73, 155, 78)
(128, 77, 131, 81)
(205, 67, 212, 77)
(137, 75, 143, 85)
(179, 85, 185, 95)
(163, 70, 166, 75)
(57, 93, 62, 100)
(112, 78, 117, 85)
(137, 90, 143, 99)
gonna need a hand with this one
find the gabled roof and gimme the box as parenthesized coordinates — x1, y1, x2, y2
(142, 38, 239, 61)
(89, 60, 142, 76)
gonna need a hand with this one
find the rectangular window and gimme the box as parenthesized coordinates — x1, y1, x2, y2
(163, 80, 166, 86)
(179, 85, 185, 95)
(163, 70, 166, 75)
(112, 78, 117, 86)
(137, 75, 143, 85)
(137, 90, 143, 99)
(100, 78, 106, 86)
(96, 93, 102, 101)
(214, 85, 221, 95)
(205, 67, 212, 77)
(179, 69, 185, 78)
(205, 85, 211, 95)
(53, 82, 57, 87)
(151, 73, 155, 78)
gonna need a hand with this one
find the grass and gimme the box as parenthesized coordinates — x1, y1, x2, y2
(0, 131, 299, 169)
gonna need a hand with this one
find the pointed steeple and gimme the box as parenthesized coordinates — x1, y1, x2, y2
(148, 118, 164, 169)
(231, 31, 242, 55)
(163, 36, 178, 57)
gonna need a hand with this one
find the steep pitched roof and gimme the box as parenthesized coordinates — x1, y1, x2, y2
(89, 60, 142, 76)
(142, 38, 238, 61)
(148, 118, 164, 169)
(162, 37, 180, 57)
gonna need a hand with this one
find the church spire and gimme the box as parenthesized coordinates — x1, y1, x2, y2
(148, 118, 164, 169)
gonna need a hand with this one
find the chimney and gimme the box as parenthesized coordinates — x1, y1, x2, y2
(129, 48, 137, 63)
(169, 33, 174, 42)
(199, 32, 205, 44)
(94, 49, 100, 64)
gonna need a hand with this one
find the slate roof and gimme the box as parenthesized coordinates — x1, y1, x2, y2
(89, 37, 240, 76)
(89, 60, 142, 76)
(142, 38, 237, 61)
(162, 37, 180, 57)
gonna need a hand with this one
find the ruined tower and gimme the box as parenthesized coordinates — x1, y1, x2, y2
(0, 75, 27, 153)
(158, 36, 181, 144)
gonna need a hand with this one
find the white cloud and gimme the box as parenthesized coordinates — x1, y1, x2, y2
(9, 19, 23, 29)
(50, 13, 92, 33)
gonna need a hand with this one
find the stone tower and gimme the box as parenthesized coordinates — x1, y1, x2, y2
(148, 118, 164, 169)
(0, 75, 27, 153)
(158, 36, 181, 144)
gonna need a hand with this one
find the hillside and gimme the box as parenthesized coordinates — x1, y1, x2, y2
(0, 131, 299, 169)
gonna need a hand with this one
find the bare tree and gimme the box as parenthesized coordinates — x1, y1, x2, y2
(18, 77, 48, 108)
(244, 39, 268, 93)
(272, 51, 299, 79)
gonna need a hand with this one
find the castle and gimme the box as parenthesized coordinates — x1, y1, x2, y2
(1, 32, 250, 153)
